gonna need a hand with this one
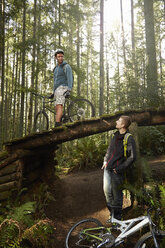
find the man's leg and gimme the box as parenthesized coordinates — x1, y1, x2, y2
(103, 169, 114, 217)
(111, 172, 124, 220)
(55, 104, 63, 123)
(54, 86, 68, 126)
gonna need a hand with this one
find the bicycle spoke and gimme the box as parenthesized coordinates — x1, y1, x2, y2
(34, 111, 49, 132)
(66, 219, 103, 248)
(68, 99, 95, 122)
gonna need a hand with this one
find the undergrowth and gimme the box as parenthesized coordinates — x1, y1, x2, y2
(0, 183, 56, 248)
(56, 133, 112, 173)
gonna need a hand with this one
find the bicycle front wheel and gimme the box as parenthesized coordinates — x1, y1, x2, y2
(65, 218, 103, 248)
(34, 111, 49, 132)
(68, 99, 95, 122)
(134, 231, 165, 248)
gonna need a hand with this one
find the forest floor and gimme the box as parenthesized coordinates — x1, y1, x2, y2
(45, 155, 165, 247)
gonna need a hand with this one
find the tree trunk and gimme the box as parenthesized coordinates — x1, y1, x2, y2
(19, 0, 26, 137)
(76, 0, 80, 96)
(99, 0, 104, 116)
(27, 0, 37, 134)
(144, 0, 159, 107)
(0, 0, 5, 149)
(120, 0, 126, 66)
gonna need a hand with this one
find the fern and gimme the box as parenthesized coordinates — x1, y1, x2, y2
(7, 202, 36, 227)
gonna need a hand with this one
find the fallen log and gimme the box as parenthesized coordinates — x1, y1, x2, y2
(0, 162, 19, 177)
(0, 172, 20, 185)
(4, 108, 165, 153)
(0, 149, 38, 169)
(0, 181, 18, 192)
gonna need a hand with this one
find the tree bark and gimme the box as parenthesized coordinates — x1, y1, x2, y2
(99, 0, 104, 116)
(19, 0, 26, 137)
(27, 0, 37, 134)
(144, 0, 159, 107)
(0, 0, 5, 149)
(76, 0, 80, 97)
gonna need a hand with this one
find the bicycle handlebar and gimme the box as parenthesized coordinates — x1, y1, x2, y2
(32, 92, 52, 100)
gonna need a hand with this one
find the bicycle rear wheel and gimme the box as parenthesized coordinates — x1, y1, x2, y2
(34, 111, 49, 132)
(65, 218, 103, 248)
(134, 231, 165, 248)
(68, 99, 95, 122)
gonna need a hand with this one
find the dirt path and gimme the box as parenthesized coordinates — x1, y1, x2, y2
(46, 157, 165, 247)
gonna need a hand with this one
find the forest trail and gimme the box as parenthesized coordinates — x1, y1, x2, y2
(45, 156, 165, 247)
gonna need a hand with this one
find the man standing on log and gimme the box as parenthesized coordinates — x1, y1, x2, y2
(51, 49, 73, 127)
(102, 115, 136, 221)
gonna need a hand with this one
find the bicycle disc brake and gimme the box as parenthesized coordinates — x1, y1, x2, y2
(102, 233, 115, 248)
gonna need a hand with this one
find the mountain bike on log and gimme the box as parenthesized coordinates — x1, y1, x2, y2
(65, 190, 165, 248)
(33, 92, 95, 132)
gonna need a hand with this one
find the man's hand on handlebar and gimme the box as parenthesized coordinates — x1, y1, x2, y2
(63, 90, 71, 98)
(49, 93, 54, 99)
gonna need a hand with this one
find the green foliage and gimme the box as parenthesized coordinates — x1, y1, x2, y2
(0, 219, 21, 248)
(56, 134, 109, 172)
(7, 201, 36, 227)
(33, 183, 55, 218)
(159, 184, 165, 228)
(0, 183, 56, 248)
(22, 219, 55, 248)
(138, 126, 165, 156)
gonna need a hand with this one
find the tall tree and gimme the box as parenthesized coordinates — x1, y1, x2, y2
(99, 0, 104, 116)
(76, 0, 80, 96)
(19, 0, 26, 137)
(0, 0, 5, 148)
(27, 0, 37, 133)
(144, 0, 159, 107)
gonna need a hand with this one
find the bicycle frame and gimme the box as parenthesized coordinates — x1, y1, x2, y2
(39, 95, 69, 120)
(80, 215, 153, 247)
(111, 215, 149, 245)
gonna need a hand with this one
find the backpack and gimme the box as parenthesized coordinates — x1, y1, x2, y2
(53, 63, 74, 85)
(123, 133, 132, 159)
(123, 133, 137, 184)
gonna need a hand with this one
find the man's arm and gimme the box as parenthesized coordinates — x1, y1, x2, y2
(101, 138, 113, 169)
(65, 64, 73, 90)
(115, 136, 136, 173)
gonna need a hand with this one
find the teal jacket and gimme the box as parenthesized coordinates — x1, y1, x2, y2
(53, 61, 73, 92)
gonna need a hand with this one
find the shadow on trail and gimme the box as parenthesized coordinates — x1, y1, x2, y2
(46, 169, 106, 221)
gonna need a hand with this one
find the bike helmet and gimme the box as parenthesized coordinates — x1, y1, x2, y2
(54, 49, 64, 57)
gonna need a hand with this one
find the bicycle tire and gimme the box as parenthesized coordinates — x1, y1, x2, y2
(65, 218, 103, 248)
(134, 231, 165, 248)
(68, 98, 95, 122)
(34, 111, 49, 132)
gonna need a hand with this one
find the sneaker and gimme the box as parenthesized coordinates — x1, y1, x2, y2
(55, 122, 62, 127)
(106, 217, 112, 224)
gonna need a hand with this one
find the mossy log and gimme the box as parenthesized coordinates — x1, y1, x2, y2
(0, 149, 36, 169)
(0, 172, 20, 184)
(0, 162, 19, 177)
(4, 108, 165, 153)
(0, 181, 18, 192)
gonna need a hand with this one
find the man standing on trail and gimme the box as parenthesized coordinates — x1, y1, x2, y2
(51, 49, 73, 127)
(102, 115, 136, 221)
